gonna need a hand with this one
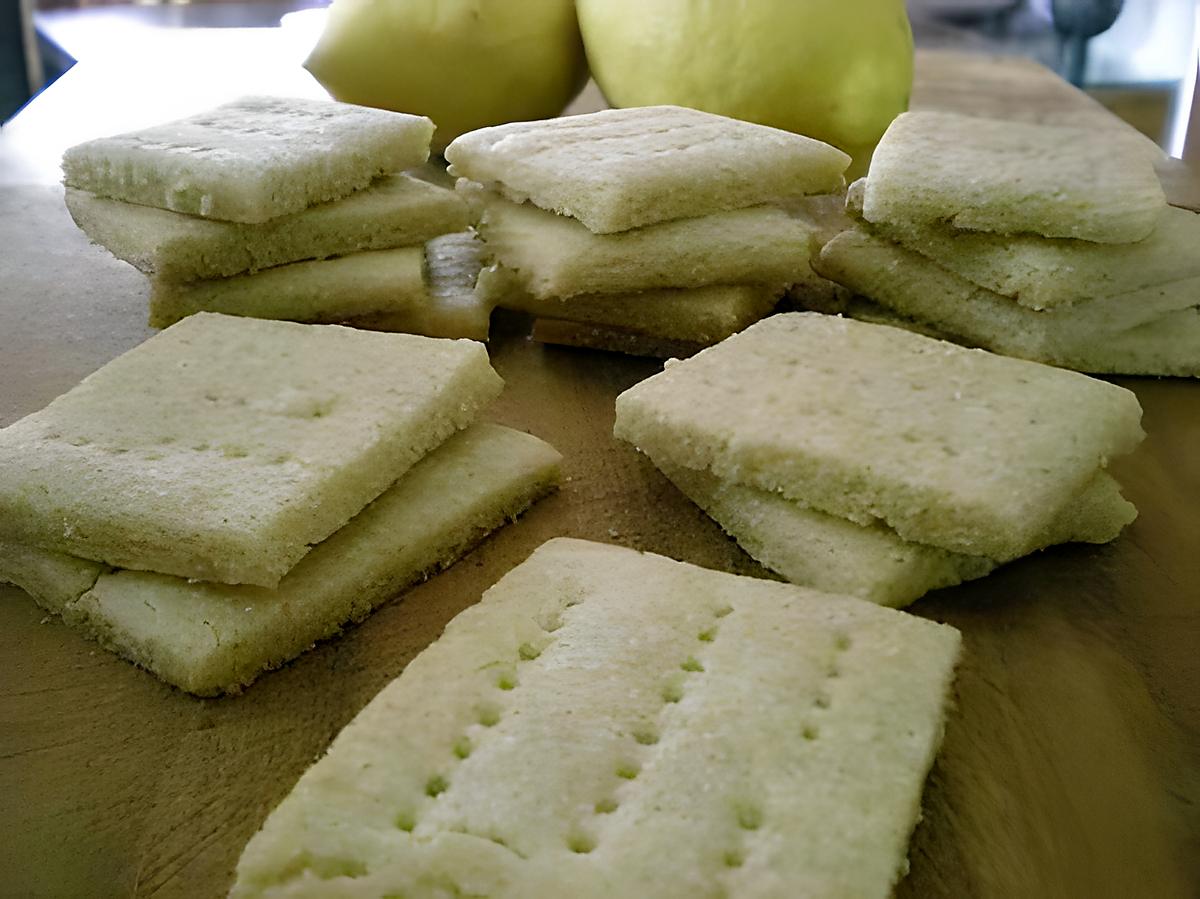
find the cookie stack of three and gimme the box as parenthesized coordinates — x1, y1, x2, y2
(62, 97, 494, 339)
(809, 110, 1200, 377)
(445, 105, 851, 357)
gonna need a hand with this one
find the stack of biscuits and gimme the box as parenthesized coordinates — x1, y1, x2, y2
(0, 313, 561, 694)
(615, 312, 1145, 608)
(807, 110, 1200, 377)
(445, 105, 851, 356)
(62, 96, 495, 340)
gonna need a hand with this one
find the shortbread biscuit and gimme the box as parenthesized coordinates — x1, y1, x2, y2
(66, 174, 467, 283)
(232, 537, 960, 898)
(0, 540, 107, 615)
(828, 297, 1200, 378)
(148, 247, 427, 328)
(476, 196, 815, 299)
(62, 97, 434, 223)
(350, 232, 494, 340)
(796, 297, 955, 341)
(862, 111, 1166, 243)
(480, 264, 780, 344)
(657, 461, 1134, 607)
(47, 425, 559, 695)
(530, 319, 706, 359)
(1080, 307, 1200, 377)
(614, 313, 1143, 560)
(445, 105, 849, 233)
(0, 314, 503, 586)
(847, 179, 1200, 310)
(815, 228, 1200, 376)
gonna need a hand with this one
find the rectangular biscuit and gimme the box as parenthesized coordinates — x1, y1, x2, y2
(232, 537, 960, 898)
(656, 460, 1134, 607)
(1080, 307, 1200, 377)
(445, 105, 849, 233)
(530, 319, 706, 359)
(1, 425, 560, 695)
(479, 264, 781, 344)
(65, 425, 559, 695)
(799, 297, 955, 340)
(148, 247, 428, 329)
(62, 96, 434, 223)
(833, 297, 1200, 379)
(614, 313, 1144, 560)
(847, 179, 1200, 310)
(814, 227, 1200, 376)
(0, 540, 107, 616)
(0, 313, 503, 587)
(476, 195, 816, 299)
(66, 174, 468, 283)
(862, 111, 1166, 243)
(349, 232, 494, 341)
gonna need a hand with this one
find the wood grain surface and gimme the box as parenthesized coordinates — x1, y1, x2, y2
(2, 52, 1199, 899)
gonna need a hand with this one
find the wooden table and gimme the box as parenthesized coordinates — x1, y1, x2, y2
(1, 49, 1198, 899)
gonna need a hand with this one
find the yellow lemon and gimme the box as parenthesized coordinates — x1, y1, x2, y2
(576, 0, 913, 170)
(305, 0, 588, 152)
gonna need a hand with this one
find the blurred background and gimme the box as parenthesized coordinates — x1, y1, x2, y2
(2, 0, 1197, 155)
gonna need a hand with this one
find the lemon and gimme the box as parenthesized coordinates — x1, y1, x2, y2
(305, 0, 588, 152)
(576, 0, 913, 171)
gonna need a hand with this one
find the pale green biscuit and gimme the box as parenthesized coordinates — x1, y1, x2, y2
(656, 461, 1134, 608)
(863, 111, 1166, 243)
(62, 96, 434, 223)
(0, 540, 107, 615)
(66, 174, 468, 283)
(837, 298, 1200, 379)
(232, 537, 959, 898)
(530, 319, 706, 360)
(805, 297, 956, 341)
(42, 425, 559, 696)
(815, 228, 1200, 376)
(479, 264, 781, 344)
(446, 105, 849, 234)
(847, 179, 1200, 310)
(0, 313, 503, 587)
(148, 247, 427, 329)
(349, 297, 493, 341)
(1082, 307, 1200, 377)
(614, 313, 1144, 560)
(350, 232, 494, 341)
(476, 195, 816, 300)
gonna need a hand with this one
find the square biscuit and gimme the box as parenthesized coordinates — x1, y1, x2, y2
(446, 105, 849, 234)
(614, 313, 1144, 560)
(36, 425, 557, 695)
(148, 247, 428, 329)
(232, 537, 960, 898)
(479, 264, 781, 344)
(62, 97, 434, 223)
(847, 179, 1200, 310)
(0, 313, 503, 586)
(530, 319, 707, 360)
(656, 460, 1134, 607)
(349, 232, 495, 341)
(1079, 307, 1200, 377)
(862, 111, 1166, 243)
(832, 297, 1200, 378)
(66, 174, 468, 283)
(477, 194, 816, 300)
(0, 540, 108, 616)
(814, 227, 1200, 376)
